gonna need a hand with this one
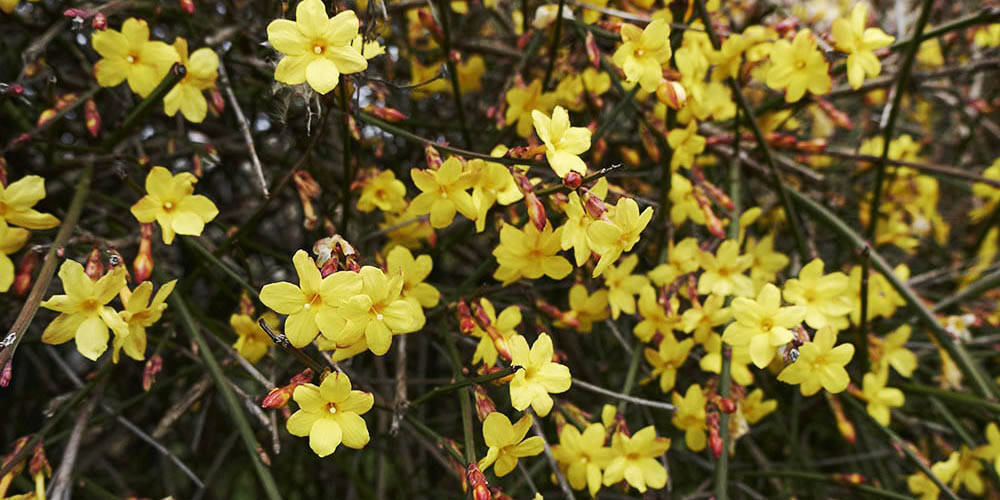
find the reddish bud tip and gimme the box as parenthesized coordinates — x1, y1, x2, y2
(562, 171, 583, 189)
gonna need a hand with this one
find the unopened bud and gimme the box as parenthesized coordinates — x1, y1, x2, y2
(262, 369, 313, 409)
(717, 397, 737, 414)
(85, 98, 100, 137)
(29, 442, 50, 479)
(656, 80, 687, 110)
(179, 0, 195, 13)
(585, 31, 600, 68)
(2, 436, 30, 477)
(417, 8, 444, 44)
(834, 473, 866, 485)
(692, 186, 725, 238)
(466, 463, 491, 500)
(562, 171, 583, 189)
(210, 86, 225, 114)
(456, 299, 476, 334)
(581, 188, 608, 220)
(425, 145, 443, 169)
(293, 171, 321, 230)
(369, 105, 407, 123)
(13, 250, 39, 297)
(640, 126, 661, 162)
(815, 98, 851, 130)
(92, 12, 107, 30)
(142, 354, 162, 391)
(472, 385, 496, 422)
(707, 412, 723, 458)
(619, 146, 641, 167)
(0, 361, 11, 388)
(133, 223, 155, 283)
(827, 393, 856, 445)
(84, 247, 104, 281)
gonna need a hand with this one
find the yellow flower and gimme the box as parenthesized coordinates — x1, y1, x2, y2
(649, 237, 701, 287)
(163, 38, 219, 123)
(0, 175, 60, 229)
(831, 3, 895, 89)
(600, 254, 650, 319)
(0, 221, 29, 293)
(778, 326, 854, 395)
(700, 333, 754, 386)
(974, 422, 1000, 462)
(409, 59, 450, 98)
(386, 246, 440, 310)
(951, 446, 985, 495)
(908, 452, 959, 500)
(266, 0, 368, 94)
(680, 293, 731, 344)
(668, 173, 706, 227)
(970, 158, 1000, 222)
(40, 261, 129, 361)
(710, 33, 749, 81)
(634, 287, 681, 342)
(339, 266, 422, 355)
(492, 221, 572, 285)
(230, 312, 278, 364)
(130, 166, 219, 245)
(602, 426, 670, 493)
(848, 264, 907, 323)
(587, 197, 654, 277)
(741, 388, 777, 424)
(557, 283, 609, 333)
(667, 121, 706, 170)
(478, 412, 544, 477)
(509, 333, 572, 416)
(873, 324, 917, 378)
(470, 298, 521, 366)
(259, 250, 362, 347)
(613, 20, 672, 92)
(697, 239, 754, 297)
(782, 258, 852, 331)
(468, 153, 522, 232)
(723, 283, 806, 368)
(745, 233, 789, 291)
(560, 178, 608, 266)
(350, 34, 385, 60)
(92, 18, 179, 97)
(286, 372, 373, 457)
(672, 384, 707, 451)
(357, 169, 407, 213)
(381, 205, 434, 251)
(552, 422, 613, 496)
(765, 29, 831, 102)
(973, 24, 1000, 47)
(860, 371, 903, 426)
(409, 157, 477, 228)
(505, 78, 556, 138)
(1, 0, 18, 14)
(532, 105, 591, 178)
(644, 332, 693, 392)
(113, 279, 176, 363)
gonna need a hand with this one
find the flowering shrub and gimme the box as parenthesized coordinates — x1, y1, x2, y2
(0, 0, 999, 499)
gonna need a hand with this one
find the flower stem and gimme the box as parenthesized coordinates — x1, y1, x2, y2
(409, 366, 517, 407)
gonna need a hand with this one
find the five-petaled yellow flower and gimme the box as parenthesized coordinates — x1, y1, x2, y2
(587, 197, 653, 277)
(113, 279, 176, 363)
(259, 250, 362, 347)
(130, 166, 219, 245)
(613, 19, 672, 92)
(645, 332, 693, 393)
(287, 372, 373, 457)
(603, 426, 671, 493)
(722, 282, 806, 368)
(782, 258, 852, 332)
(765, 29, 831, 103)
(41, 261, 129, 361)
(478, 412, 544, 477)
(552, 422, 613, 497)
(672, 383, 707, 451)
(92, 18, 179, 97)
(860, 370, 904, 425)
(493, 221, 572, 285)
(532, 105, 591, 178)
(163, 38, 219, 123)
(0, 221, 29, 293)
(339, 266, 422, 356)
(832, 3, 895, 89)
(777, 326, 854, 395)
(508, 332, 572, 417)
(0, 175, 60, 229)
(266, 0, 368, 94)
(410, 157, 477, 229)
(230, 312, 279, 364)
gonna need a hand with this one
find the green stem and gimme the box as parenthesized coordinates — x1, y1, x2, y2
(181, 236, 260, 299)
(100, 63, 186, 153)
(713, 346, 732, 500)
(615, 341, 642, 413)
(899, 383, 1000, 413)
(931, 267, 1000, 312)
(541, 0, 566, 91)
(734, 470, 914, 500)
(443, 330, 476, 464)
(409, 366, 518, 407)
(435, 0, 472, 148)
(170, 294, 284, 500)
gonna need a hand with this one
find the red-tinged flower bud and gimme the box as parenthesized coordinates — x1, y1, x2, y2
(63, 8, 91, 18)
(563, 170, 583, 189)
(257, 446, 271, 466)
(261, 386, 294, 409)
(294, 171, 321, 230)
(0, 157, 7, 187)
(210, 86, 225, 114)
(640, 126, 661, 163)
(692, 166, 734, 211)
(179, 0, 195, 14)
(581, 188, 608, 220)
(0, 361, 11, 388)
(347, 115, 361, 141)
(133, 223, 155, 283)
(36, 108, 57, 128)
(11, 133, 30, 147)
(525, 192, 547, 232)
(84, 98, 100, 137)
(142, 354, 162, 391)
(425, 145, 443, 169)
(449, 49, 462, 65)
(489, 487, 513, 500)
(716, 397, 737, 414)
(656, 80, 687, 110)
(592, 136, 607, 165)
(466, 462, 489, 489)
(833, 473, 866, 485)
(29, 443, 50, 480)
(774, 18, 798, 37)
(620, 146, 641, 167)
(795, 137, 826, 153)
(12, 250, 38, 297)
(417, 8, 444, 44)
(825, 394, 856, 444)
(706, 412, 723, 459)
(472, 385, 496, 422)
(191, 153, 204, 178)
(92, 12, 107, 30)
(585, 30, 601, 68)
(2, 436, 30, 478)
(239, 292, 255, 317)
(456, 299, 477, 334)
(9, 84, 23, 97)
(692, 186, 725, 238)
(516, 31, 534, 50)
(84, 247, 104, 281)
(290, 369, 314, 385)
(815, 98, 851, 130)
(369, 105, 407, 123)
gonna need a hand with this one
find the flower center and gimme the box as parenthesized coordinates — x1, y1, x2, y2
(376, 313, 384, 321)
(795, 59, 807, 70)
(81, 298, 100, 312)
(127, 54, 138, 64)
(163, 201, 174, 211)
(327, 403, 338, 414)
(0, 202, 7, 216)
(312, 43, 325, 55)
(761, 318, 774, 331)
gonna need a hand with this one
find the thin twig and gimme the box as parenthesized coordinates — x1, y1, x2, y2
(217, 60, 269, 197)
(529, 410, 576, 500)
(573, 379, 675, 411)
(48, 393, 100, 500)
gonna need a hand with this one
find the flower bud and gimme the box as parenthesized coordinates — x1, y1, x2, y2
(84, 246, 104, 281)
(716, 397, 737, 414)
(466, 463, 491, 500)
(142, 354, 162, 391)
(29, 442, 51, 497)
(581, 187, 608, 220)
(656, 80, 687, 110)
(1, 436, 30, 478)
(815, 98, 851, 130)
(620, 146, 641, 167)
(210, 86, 225, 114)
(456, 299, 477, 334)
(707, 412, 723, 459)
(92, 12, 107, 30)
(0, 361, 11, 388)
(13, 250, 39, 297)
(369, 105, 407, 123)
(472, 385, 496, 422)
(293, 171, 321, 230)
(826, 394, 856, 444)
(179, 0, 195, 14)
(562, 171, 582, 189)
(640, 126, 661, 162)
(262, 369, 313, 409)
(133, 223, 155, 283)
(585, 30, 601, 68)
(85, 98, 100, 137)
(692, 186, 725, 238)
(425, 145, 443, 169)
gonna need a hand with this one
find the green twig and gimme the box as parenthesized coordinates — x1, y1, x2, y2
(442, 330, 476, 465)
(100, 63, 186, 153)
(734, 470, 915, 500)
(541, 0, 566, 91)
(409, 366, 518, 407)
(434, 0, 473, 148)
